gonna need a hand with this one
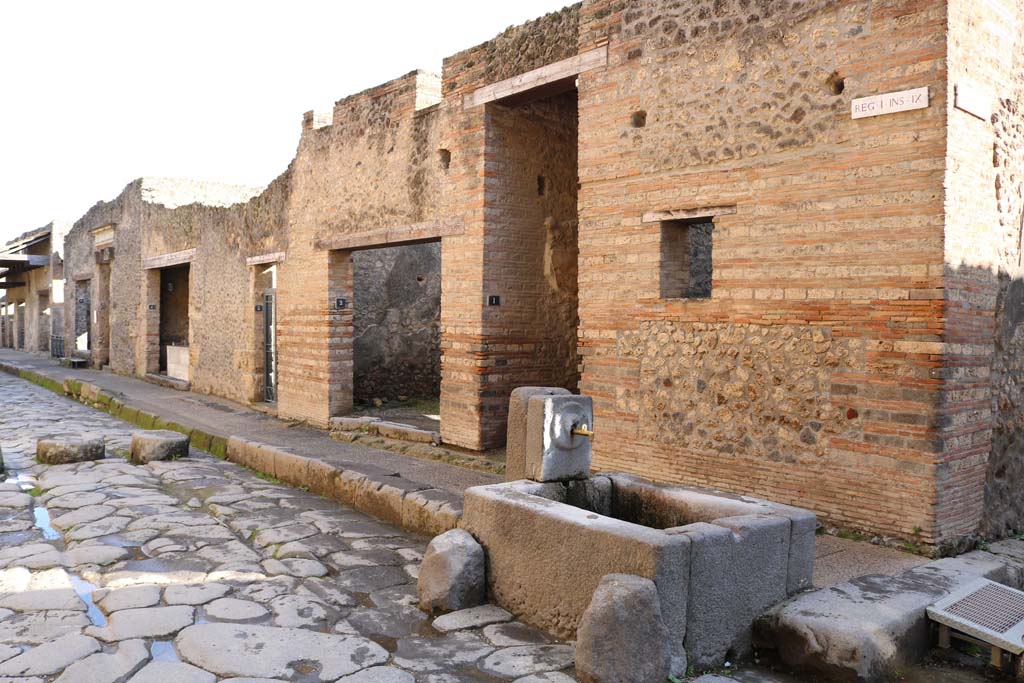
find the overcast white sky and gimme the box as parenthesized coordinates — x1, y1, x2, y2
(0, 0, 569, 244)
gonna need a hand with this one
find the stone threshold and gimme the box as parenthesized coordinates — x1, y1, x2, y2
(0, 359, 463, 538)
(143, 372, 190, 392)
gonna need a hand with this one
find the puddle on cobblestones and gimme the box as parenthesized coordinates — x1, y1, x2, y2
(97, 535, 148, 560)
(70, 575, 106, 627)
(32, 507, 60, 541)
(150, 640, 183, 663)
(4, 473, 36, 491)
(15, 467, 108, 630)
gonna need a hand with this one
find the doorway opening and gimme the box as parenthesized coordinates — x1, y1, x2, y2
(480, 85, 580, 447)
(253, 264, 277, 403)
(351, 242, 442, 432)
(158, 264, 190, 381)
(15, 302, 25, 350)
(94, 262, 112, 367)
(74, 279, 91, 356)
(37, 291, 50, 354)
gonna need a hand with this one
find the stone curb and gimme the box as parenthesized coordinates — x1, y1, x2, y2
(0, 360, 462, 537)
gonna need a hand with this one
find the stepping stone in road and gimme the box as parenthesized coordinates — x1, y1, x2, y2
(36, 435, 105, 465)
(130, 431, 190, 465)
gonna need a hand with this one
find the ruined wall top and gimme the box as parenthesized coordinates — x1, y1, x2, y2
(139, 177, 265, 210)
(442, 4, 582, 97)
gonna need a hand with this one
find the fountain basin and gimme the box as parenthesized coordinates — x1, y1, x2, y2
(461, 471, 816, 668)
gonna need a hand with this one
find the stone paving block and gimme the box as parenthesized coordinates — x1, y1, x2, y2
(432, 604, 512, 632)
(129, 661, 216, 683)
(478, 644, 576, 678)
(54, 638, 149, 683)
(175, 623, 389, 680)
(87, 605, 195, 642)
(0, 632, 101, 676)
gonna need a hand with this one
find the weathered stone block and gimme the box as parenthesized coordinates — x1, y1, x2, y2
(351, 474, 430, 527)
(506, 387, 571, 482)
(272, 449, 311, 486)
(225, 436, 249, 467)
(305, 459, 340, 498)
(674, 515, 790, 668)
(329, 416, 379, 432)
(402, 488, 463, 536)
(418, 529, 486, 614)
(524, 394, 593, 482)
(130, 430, 189, 465)
(370, 421, 441, 445)
(37, 436, 105, 465)
(756, 554, 1008, 681)
(576, 574, 673, 683)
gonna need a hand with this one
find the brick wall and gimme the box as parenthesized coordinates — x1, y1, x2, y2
(480, 93, 581, 445)
(943, 0, 1024, 546)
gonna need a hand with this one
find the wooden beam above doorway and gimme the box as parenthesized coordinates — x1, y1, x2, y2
(143, 249, 196, 270)
(315, 216, 465, 252)
(462, 45, 608, 109)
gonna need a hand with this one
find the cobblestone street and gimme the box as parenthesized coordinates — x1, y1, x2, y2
(0, 373, 577, 682)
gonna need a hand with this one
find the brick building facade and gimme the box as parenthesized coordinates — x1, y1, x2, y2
(24, 0, 1024, 551)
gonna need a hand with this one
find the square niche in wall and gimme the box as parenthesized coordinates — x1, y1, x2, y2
(660, 219, 714, 299)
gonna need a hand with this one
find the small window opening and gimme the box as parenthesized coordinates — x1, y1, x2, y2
(537, 175, 546, 196)
(631, 110, 647, 128)
(660, 219, 714, 299)
(438, 148, 451, 171)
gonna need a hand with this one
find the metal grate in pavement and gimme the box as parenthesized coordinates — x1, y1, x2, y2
(928, 578, 1024, 655)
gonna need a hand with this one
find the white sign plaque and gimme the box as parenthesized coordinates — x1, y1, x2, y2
(851, 87, 929, 119)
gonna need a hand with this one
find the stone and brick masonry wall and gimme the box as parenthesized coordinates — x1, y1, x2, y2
(63, 176, 288, 403)
(276, 71, 449, 428)
(576, 0, 952, 546)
